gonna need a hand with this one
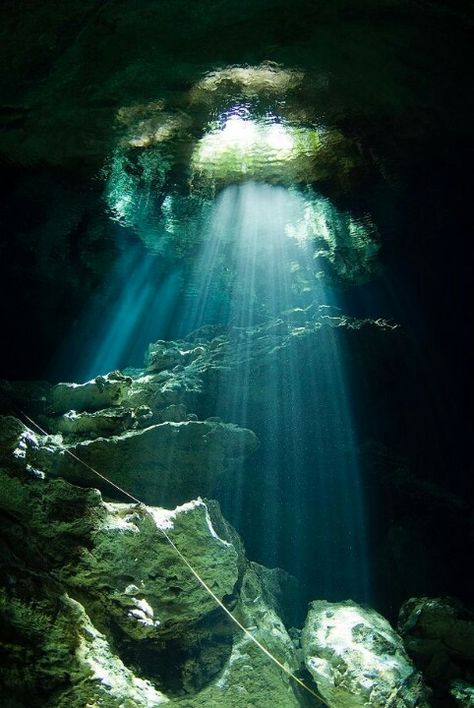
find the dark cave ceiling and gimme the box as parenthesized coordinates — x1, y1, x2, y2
(1, 0, 472, 171)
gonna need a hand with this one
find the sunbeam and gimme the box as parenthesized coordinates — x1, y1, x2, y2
(183, 181, 371, 603)
(50, 245, 183, 382)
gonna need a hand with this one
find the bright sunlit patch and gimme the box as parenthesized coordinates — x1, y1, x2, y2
(266, 123, 295, 152)
(196, 113, 295, 159)
(189, 64, 305, 104)
(191, 109, 320, 184)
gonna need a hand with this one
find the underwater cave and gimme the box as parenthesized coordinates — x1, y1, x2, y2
(0, 1, 473, 706)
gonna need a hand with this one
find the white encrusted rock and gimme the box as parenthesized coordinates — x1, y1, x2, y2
(301, 599, 429, 707)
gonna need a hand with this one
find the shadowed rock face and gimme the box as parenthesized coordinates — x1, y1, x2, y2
(398, 597, 474, 705)
(50, 421, 258, 507)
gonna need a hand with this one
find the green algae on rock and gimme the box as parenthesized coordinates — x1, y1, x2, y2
(450, 680, 474, 708)
(0, 426, 300, 706)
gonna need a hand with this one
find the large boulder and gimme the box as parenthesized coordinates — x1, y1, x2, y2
(47, 420, 258, 506)
(398, 597, 474, 678)
(301, 600, 429, 708)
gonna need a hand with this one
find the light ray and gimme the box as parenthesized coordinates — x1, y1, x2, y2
(182, 181, 371, 603)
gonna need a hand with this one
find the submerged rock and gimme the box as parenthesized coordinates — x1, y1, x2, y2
(174, 559, 303, 707)
(0, 310, 454, 706)
(0, 414, 36, 456)
(48, 420, 258, 506)
(49, 371, 133, 414)
(0, 587, 169, 708)
(46, 405, 152, 439)
(146, 342, 207, 374)
(0, 412, 258, 507)
(0, 429, 300, 706)
(301, 600, 429, 707)
(158, 403, 189, 422)
(51, 594, 170, 707)
(398, 596, 474, 699)
(64, 498, 242, 642)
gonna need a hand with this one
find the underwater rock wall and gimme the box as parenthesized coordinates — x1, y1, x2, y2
(0, 416, 299, 706)
(2, 410, 473, 705)
(0, 411, 434, 708)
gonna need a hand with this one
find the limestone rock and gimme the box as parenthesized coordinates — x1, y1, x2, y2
(249, 561, 302, 629)
(125, 370, 203, 415)
(63, 498, 241, 641)
(158, 403, 188, 422)
(52, 594, 169, 707)
(0, 414, 46, 482)
(0, 415, 34, 456)
(146, 342, 207, 373)
(1, 410, 258, 514)
(398, 597, 474, 684)
(46, 420, 258, 506)
(45, 405, 152, 439)
(0, 434, 302, 706)
(49, 371, 133, 414)
(0, 462, 167, 705)
(1, 588, 170, 708)
(301, 600, 429, 708)
(176, 562, 302, 708)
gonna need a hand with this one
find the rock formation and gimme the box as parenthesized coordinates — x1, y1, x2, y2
(0, 313, 453, 707)
(301, 600, 430, 707)
(399, 597, 474, 706)
(0, 415, 299, 706)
